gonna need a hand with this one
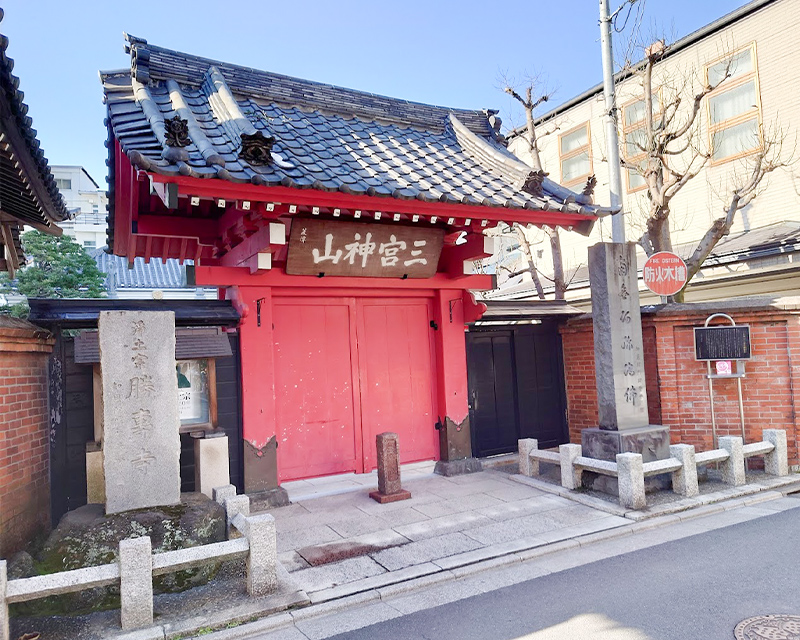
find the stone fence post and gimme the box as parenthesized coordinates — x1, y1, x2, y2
(616, 453, 646, 510)
(763, 429, 789, 476)
(518, 439, 538, 477)
(559, 444, 582, 490)
(719, 436, 745, 486)
(119, 536, 153, 630)
(237, 513, 278, 596)
(669, 444, 699, 497)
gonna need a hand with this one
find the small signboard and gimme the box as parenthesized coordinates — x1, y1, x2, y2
(643, 252, 688, 297)
(694, 325, 751, 361)
(286, 218, 445, 278)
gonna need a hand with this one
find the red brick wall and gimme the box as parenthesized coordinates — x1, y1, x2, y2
(0, 318, 54, 557)
(561, 305, 800, 466)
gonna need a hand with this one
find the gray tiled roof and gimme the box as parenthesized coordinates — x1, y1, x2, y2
(92, 248, 198, 290)
(101, 35, 613, 222)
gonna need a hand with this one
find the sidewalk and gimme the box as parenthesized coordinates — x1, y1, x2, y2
(271, 464, 629, 604)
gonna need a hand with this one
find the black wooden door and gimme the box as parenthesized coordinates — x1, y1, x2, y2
(467, 322, 568, 458)
(467, 331, 519, 457)
(514, 323, 568, 449)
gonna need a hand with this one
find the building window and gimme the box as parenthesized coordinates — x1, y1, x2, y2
(55, 178, 72, 190)
(558, 123, 592, 188)
(622, 93, 660, 192)
(92, 205, 99, 213)
(83, 240, 96, 250)
(706, 45, 761, 162)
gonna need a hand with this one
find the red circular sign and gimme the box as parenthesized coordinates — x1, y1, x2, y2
(643, 252, 687, 296)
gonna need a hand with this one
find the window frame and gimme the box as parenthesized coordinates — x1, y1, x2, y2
(177, 358, 218, 435)
(704, 42, 763, 165)
(557, 122, 593, 189)
(620, 90, 662, 194)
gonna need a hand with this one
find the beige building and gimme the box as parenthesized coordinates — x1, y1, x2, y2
(494, 0, 800, 306)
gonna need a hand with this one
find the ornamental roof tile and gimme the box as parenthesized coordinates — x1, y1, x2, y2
(101, 35, 613, 245)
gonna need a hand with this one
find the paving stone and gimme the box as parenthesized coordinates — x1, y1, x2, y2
(276, 524, 342, 554)
(274, 506, 369, 534)
(411, 493, 504, 518)
(297, 530, 408, 566)
(484, 483, 546, 502)
(375, 507, 431, 527)
(476, 495, 569, 521)
(277, 551, 310, 573)
(462, 514, 563, 545)
(370, 532, 484, 571)
(394, 511, 493, 541)
(290, 556, 387, 593)
(327, 515, 394, 538)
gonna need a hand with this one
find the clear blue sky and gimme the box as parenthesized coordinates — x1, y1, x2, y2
(3, 0, 749, 186)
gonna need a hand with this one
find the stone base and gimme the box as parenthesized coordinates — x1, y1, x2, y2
(581, 425, 671, 494)
(369, 489, 412, 504)
(434, 457, 483, 477)
(248, 487, 290, 510)
(581, 425, 670, 462)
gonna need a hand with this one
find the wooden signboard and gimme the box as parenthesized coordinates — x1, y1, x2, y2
(286, 218, 445, 278)
(694, 325, 751, 361)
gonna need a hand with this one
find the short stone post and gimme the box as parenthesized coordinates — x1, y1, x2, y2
(1, 560, 9, 640)
(518, 439, 539, 477)
(669, 444, 699, 497)
(616, 453, 646, 510)
(225, 494, 251, 539)
(559, 444, 583, 490)
(194, 433, 231, 498)
(241, 513, 278, 596)
(719, 436, 746, 486)
(213, 484, 237, 506)
(763, 429, 789, 476)
(119, 536, 153, 630)
(370, 432, 411, 503)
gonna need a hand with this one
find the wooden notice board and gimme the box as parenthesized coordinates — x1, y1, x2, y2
(286, 219, 445, 278)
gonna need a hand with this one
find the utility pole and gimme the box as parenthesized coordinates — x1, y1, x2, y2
(599, 0, 626, 243)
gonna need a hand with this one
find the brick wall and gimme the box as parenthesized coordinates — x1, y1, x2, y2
(0, 317, 54, 557)
(560, 301, 800, 466)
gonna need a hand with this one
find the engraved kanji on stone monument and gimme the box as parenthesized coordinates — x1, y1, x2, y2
(99, 310, 181, 514)
(588, 243, 649, 430)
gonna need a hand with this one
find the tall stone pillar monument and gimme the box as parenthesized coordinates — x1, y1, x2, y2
(99, 310, 181, 514)
(582, 243, 670, 464)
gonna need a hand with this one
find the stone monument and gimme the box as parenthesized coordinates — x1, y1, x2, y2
(582, 243, 670, 470)
(369, 432, 412, 503)
(99, 310, 181, 514)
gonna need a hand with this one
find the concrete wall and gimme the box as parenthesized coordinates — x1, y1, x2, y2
(561, 299, 800, 466)
(0, 318, 55, 557)
(507, 0, 800, 281)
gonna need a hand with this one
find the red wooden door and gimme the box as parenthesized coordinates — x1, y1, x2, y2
(273, 299, 361, 480)
(357, 299, 438, 471)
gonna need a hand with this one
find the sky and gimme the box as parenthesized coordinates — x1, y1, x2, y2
(2, 0, 750, 185)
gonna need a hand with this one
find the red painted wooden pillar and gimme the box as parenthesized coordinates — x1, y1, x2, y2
(228, 285, 281, 493)
(432, 289, 473, 462)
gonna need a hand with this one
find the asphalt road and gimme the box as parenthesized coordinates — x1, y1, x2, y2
(328, 499, 800, 640)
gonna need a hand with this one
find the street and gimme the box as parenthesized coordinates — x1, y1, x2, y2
(314, 497, 800, 640)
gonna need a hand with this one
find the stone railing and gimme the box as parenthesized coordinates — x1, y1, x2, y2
(0, 486, 276, 639)
(519, 429, 789, 510)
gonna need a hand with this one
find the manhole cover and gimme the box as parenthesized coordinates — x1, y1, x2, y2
(735, 615, 800, 639)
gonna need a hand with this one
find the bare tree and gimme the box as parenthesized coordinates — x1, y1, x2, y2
(621, 41, 794, 300)
(503, 79, 571, 299)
